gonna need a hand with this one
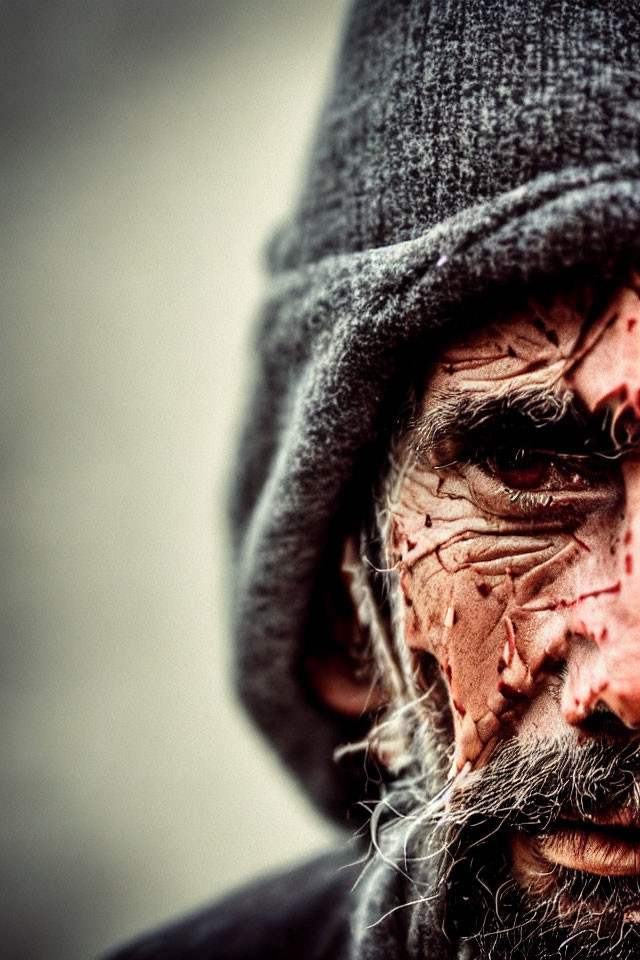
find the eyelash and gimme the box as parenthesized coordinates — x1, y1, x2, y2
(497, 486, 556, 512)
(500, 484, 554, 504)
(465, 445, 615, 517)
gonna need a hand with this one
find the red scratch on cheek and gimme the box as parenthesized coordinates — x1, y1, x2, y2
(502, 616, 516, 667)
(626, 554, 633, 575)
(625, 529, 633, 545)
(628, 317, 637, 332)
(571, 533, 591, 552)
(444, 605, 456, 628)
(523, 581, 621, 612)
(578, 582, 622, 602)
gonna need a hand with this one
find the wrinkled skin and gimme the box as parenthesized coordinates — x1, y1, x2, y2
(388, 273, 640, 891)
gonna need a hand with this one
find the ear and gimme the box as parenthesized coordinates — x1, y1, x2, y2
(306, 651, 384, 717)
(305, 533, 386, 718)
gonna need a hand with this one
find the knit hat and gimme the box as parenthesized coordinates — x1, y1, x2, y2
(229, 0, 640, 823)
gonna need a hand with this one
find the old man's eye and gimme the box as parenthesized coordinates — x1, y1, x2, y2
(462, 445, 623, 521)
(486, 449, 551, 490)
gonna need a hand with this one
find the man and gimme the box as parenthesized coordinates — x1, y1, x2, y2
(108, 0, 640, 957)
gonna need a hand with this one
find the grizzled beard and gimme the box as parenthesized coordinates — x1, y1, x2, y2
(415, 734, 640, 960)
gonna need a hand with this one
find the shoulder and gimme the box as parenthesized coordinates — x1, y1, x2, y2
(103, 849, 359, 960)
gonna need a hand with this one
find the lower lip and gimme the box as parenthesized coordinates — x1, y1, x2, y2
(528, 827, 640, 876)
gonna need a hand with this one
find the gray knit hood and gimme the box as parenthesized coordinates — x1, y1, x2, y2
(229, 0, 640, 823)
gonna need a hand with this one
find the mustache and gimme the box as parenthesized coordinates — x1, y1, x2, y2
(440, 734, 640, 834)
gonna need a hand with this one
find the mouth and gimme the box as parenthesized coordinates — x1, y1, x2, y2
(512, 810, 640, 877)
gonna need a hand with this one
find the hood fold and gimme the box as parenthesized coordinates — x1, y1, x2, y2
(229, 0, 640, 822)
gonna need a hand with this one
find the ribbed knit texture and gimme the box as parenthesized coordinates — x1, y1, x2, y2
(229, 0, 640, 822)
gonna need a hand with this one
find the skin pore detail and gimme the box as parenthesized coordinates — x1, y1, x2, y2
(383, 273, 640, 895)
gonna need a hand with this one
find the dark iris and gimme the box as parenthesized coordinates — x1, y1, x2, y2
(487, 448, 551, 490)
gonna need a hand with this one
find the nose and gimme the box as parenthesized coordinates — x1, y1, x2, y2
(562, 458, 640, 730)
(562, 634, 640, 731)
(558, 284, 640, 730)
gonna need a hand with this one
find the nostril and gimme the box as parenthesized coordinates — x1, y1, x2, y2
(579, 700, 634, 738)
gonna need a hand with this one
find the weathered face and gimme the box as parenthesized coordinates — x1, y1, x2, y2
(388, 273, 640, 889)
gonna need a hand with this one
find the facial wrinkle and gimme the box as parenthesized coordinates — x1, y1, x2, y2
(386, 278, 640, 776)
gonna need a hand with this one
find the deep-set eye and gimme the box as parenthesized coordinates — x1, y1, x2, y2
(485, 449, 551, 490)
(462, 444, 622, 522)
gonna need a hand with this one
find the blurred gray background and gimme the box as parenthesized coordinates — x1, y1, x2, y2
(1, 1, 350, 956)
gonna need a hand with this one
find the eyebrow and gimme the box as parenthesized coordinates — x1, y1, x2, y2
(410, 385, 595, 458)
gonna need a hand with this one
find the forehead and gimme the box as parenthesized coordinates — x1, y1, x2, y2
(425, 278, 640, 419)
(427, 290, 584, 398)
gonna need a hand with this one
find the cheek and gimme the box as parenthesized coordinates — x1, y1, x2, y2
(393, 486, 623, 770)
(400, 537, 544, 768)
